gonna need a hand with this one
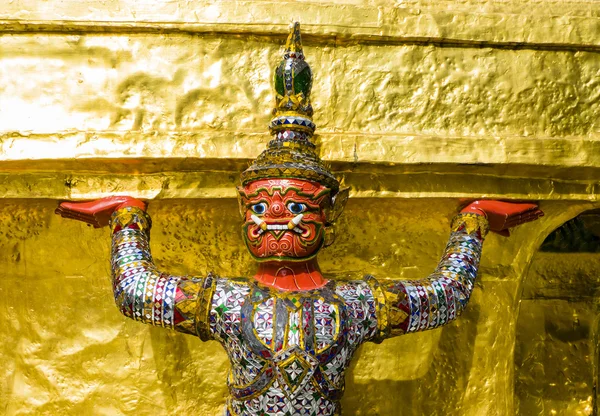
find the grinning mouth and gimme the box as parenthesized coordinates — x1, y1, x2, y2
(251, 214, 304, 235)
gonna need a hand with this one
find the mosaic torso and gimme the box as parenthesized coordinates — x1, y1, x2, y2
(110, 207, 488, 416)
(203, 277, 377, 415)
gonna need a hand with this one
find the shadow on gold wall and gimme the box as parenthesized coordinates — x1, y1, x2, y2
(343, 304, 481, 415)
(515, 210, 600, 415)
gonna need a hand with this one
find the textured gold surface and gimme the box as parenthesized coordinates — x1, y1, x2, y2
(516, 251, 600, 415)
(1, 32, 600, 200)
(2, 1, 600, 415)
(4, 34, 600, 136)
(3, 0, 600, 49)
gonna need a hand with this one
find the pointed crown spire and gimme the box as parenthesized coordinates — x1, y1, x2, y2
(240, 22, 340, 192)
(271, 21, 313, 133)
(284, 21, 304, 57)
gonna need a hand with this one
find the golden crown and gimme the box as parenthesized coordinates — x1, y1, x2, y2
(240, 22, 340, 192)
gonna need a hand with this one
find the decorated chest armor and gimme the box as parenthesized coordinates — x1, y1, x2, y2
(205, 278, 378, 415)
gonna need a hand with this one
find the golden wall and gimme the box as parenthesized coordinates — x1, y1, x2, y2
(1, 1, 600, 415)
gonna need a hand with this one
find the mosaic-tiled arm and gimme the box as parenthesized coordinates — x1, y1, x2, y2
(110, 206, 215, 338)
(367, 212, 489, 341)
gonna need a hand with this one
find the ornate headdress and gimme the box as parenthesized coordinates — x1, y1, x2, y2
(240, 22, 340, 193)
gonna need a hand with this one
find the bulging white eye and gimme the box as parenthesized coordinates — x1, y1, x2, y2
(251, 202, 267, 215)
(287, 202, 306, 214)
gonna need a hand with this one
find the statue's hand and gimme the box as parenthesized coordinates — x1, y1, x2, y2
(460, 200, 544, 237)
(55, 196, 146, 228)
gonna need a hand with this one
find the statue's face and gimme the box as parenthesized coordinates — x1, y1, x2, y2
(237, 179, 332, 262)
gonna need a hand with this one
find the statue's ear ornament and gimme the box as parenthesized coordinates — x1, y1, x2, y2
(324, 225, 336, 248)
(329, 187, 350, 223)
(322, 187, 349, 248)
(236, 186, 246, 218)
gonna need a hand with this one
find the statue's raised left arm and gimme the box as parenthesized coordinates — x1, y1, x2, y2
(367, 200, 543, 341)
(56, 196, 214, 338)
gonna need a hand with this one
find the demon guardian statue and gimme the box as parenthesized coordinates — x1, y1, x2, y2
(56, 23, 543, 416)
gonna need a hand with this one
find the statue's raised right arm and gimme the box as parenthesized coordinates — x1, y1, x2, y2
(368, 200, 543, 341)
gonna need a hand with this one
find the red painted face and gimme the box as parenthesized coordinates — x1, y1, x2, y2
(237, 179, 332, 262)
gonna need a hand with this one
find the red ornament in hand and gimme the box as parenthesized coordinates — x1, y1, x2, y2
(461, 200, 544, 237)
(55, 196, 146, 228)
